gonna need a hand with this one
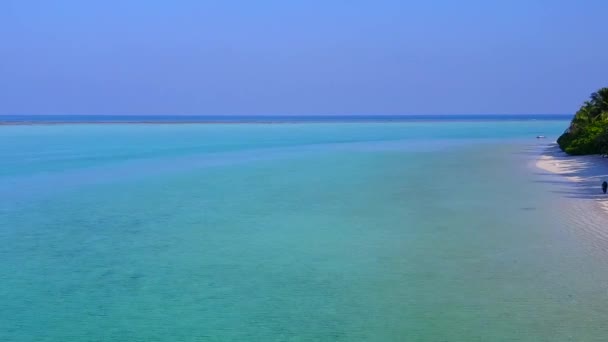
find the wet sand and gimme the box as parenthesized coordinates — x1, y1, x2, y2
(537, 143, 608, 212)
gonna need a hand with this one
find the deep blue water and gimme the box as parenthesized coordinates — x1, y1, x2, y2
(0, 114, 571, 124)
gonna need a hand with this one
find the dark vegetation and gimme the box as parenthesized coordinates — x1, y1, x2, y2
(557, 88, 608, 155)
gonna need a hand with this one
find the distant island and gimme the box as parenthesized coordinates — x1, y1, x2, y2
(557, 87, 608, 155)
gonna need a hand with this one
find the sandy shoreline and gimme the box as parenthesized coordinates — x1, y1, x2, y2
(537, 144, 608, 212)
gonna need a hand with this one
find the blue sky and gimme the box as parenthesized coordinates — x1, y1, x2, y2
(2, 0, 607, 115)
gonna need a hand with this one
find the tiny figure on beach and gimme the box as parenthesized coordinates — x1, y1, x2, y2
(602, 181, 607, 194)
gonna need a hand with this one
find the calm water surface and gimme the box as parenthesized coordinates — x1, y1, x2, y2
(1, 120, 608, 341)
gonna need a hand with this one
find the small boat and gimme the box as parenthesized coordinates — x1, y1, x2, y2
(536, 135, 546, 139)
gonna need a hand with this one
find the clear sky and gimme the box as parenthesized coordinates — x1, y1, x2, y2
(2, 0, 607, 115)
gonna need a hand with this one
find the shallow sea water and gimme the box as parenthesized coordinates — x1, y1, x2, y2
(2, 121, 608, 341)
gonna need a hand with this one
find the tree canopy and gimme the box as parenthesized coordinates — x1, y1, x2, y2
(557, 87, 608, 155)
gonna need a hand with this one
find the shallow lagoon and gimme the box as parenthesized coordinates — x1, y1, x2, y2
(2, 120, 608, 341)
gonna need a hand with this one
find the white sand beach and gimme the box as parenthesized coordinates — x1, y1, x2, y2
(537, 144, 608, 213)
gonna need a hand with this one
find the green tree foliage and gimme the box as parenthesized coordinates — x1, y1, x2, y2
(557, 87, 608, 155)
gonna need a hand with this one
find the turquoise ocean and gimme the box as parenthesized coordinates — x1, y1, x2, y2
(2, 118, 608, 341)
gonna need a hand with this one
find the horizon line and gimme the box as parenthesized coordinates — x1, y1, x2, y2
(0, 113, 572, 117)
